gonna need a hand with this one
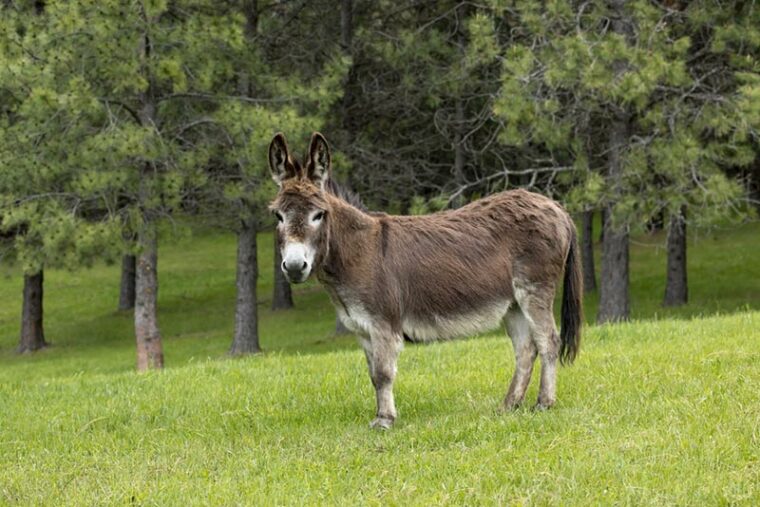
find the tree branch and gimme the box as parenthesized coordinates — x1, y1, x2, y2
(447, 166, 575, 206)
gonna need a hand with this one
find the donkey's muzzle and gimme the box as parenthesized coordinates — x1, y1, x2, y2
(282, 260, 309, 283)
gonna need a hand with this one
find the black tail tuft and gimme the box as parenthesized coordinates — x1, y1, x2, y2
(560, 222, 583, 365)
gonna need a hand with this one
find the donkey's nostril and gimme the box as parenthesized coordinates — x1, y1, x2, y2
(302, 261, 308, 270)
(281, 261, 287, 271)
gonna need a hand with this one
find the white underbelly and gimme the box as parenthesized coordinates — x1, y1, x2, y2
(335, 298, 511, 341)
(402, 300, 511, 342)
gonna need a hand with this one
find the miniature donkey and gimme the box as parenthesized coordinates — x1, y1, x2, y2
(268, 132, 583, 429)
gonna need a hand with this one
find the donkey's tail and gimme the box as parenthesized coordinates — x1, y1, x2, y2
(560, 221, 583, 365)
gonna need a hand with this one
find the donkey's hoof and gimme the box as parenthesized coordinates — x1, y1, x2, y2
(502, 400, 522, 412)
(532, 401, 554, 411)
(369, 416, 394, 430)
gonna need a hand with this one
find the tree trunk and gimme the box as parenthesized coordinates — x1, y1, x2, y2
(133, 228, 163, 370)
(663, 207, 688, 306)
(581, 210, 597, 293)
(598, 108, 631, 324)
(18, 271, 47, 353)
(118, 254, 137, 311)
(598, 0, 632, 324)
(236, 1, 258, 95)
(340, 0, 352, 50)
(271, 232, 293, 310)
(231, 217, 261, 355)
(598, 109, 631, 323)
(598, 111, 631, 323)
(228, 1, 263, 353)
(133, 14, 164, 371)
(598, 213, 629, 323)
(134, 225, 163, 371)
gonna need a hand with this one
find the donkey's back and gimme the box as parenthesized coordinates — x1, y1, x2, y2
(376, 189, 575, 342)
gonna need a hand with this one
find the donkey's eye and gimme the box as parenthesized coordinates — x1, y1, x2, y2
(312, 211, 325, 222)
(274, 211, 284, 223)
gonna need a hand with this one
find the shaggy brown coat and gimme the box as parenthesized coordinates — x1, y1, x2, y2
(269, 132, 582, 429)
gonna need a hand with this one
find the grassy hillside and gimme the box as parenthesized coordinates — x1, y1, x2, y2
(1, 223, 758, 504)
(2, 313, 758, 505)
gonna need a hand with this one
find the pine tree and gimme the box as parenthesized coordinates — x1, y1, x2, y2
(3, 2, 274, 364)
(479, 0, 757, 321)
(199, 1, 349, 353)
(1, 2, 122, 353)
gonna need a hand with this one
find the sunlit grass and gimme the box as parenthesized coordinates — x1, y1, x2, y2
(1, 313, 758, 505)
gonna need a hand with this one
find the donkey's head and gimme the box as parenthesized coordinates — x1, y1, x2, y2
(268, 132, 332, 283)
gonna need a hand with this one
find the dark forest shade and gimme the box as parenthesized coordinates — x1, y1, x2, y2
(581, 210, 597, 293)
(230, 217, 260, 355)
(271, 232, 293, 310)
(18, 271, 48, 353)
(118, 254, 136, 311)
(664, 208, 688, 307)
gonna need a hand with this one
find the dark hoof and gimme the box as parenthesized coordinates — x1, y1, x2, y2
(369, 416, 394, 430)
(502, 399, 523, 412)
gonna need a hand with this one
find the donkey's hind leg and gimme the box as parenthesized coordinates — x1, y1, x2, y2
(503, 306, 537, 410)
(521, 297, 561, 410)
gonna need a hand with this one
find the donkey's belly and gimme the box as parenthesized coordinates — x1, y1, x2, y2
(402, 299, 511, 342)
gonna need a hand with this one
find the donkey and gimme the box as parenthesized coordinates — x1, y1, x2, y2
(268, 132, 583, 429)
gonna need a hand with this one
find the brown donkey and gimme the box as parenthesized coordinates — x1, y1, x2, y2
(268, 132, 583, 429)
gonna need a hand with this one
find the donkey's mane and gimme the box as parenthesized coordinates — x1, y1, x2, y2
(325, 178, 368, 212)
(289, 144, 366, 212)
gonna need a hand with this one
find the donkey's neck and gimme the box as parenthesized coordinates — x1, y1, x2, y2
(318, 195, 376, 285)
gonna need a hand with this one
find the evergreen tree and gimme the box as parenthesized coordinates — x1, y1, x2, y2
(1, 1, 347, 365)
(209, 0, 348, 353)
(479, 0, 757, 321)
(1, 1, 122, 352)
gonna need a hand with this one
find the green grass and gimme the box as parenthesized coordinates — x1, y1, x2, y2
(583, 222, 760, 322)
(1, 223, 759, 505)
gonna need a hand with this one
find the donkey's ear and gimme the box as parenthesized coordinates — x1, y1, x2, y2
(269, 132, 298, 186)
(306, 132, 331, 187)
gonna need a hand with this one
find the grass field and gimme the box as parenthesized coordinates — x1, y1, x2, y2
(1, 222, 759, 504)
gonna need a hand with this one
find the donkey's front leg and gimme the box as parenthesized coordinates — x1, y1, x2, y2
(363, 330, 402, 429)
